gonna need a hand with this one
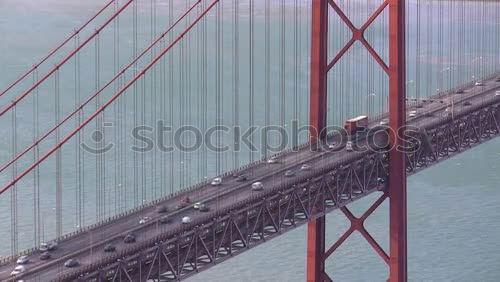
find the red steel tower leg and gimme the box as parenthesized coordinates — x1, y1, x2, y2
(307, 0, 406, 280)
(307, 216, 326, 282)
(308, 0, 328, 281)
(388, 0, 407, 280)
(309, 0, 329, 141)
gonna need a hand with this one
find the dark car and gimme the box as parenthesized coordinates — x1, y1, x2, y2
(39, 252, 51, 260)
(159, 216, 172, 224)
(64, 259, 79, 268)
(198, 205, 209, 212)
(284, 170, 295, 177)
(156, 205, 168, 213)
(104, 244, 116, 252)
(236, 175, 248, 182)
(123, 234, 136, 244)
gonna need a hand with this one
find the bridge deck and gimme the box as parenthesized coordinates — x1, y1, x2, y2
(1, 76, 500, 281)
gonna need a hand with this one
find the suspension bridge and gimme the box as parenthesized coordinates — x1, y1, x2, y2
(0, 0, 499, 281)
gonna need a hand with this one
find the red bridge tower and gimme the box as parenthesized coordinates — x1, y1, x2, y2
(308, 0, 407, 281)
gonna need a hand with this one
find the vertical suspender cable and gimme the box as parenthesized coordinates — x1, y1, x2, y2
(33, 66, 41, 246)
(142, 75, 146, 202)
(196, 1, 202, 181)
(162, 13, 167, 196)
(187, 0, 193, 186)
(0, 0, 116, 99)
(180, 5, 185, 190)
(119, 0, 124, 211)
(78, 31, 85, 226)
(11, 103, 18, 255)
(95, 32, 100, 221)
(74, 31, 82, 226)
(249, 0, 255, 170)
(169, 0, 175, 194)
(264, 0, 270, 159)
(416, 0, 420, 101)
(150, 0, 158, 200)
(55, 69, 62, 238)
(215, 1, 221, 175)
(448, 0, 452, 90)
(481, 0, 486, 79)
(426, 0, 432, 99)
(233, 0, 240, 170)
(221, 0, 225, 176)
(74, 32, 80, 226)
(293, 0, 298, 147)
(133, 0, 139, 207)
(280, 0, 285, 142)
(113, 0, 119, 215)
(497, 0, 500, 74)
(54, 69, 62, 238)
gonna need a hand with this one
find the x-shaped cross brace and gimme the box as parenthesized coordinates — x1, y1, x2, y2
(326, 0, 389, 74)
(325, 192, 390, 266)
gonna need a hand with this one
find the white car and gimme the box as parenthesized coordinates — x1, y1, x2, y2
(346, 141, 354, 152)
(139, 216, 151, 224)
(10, 265, 25, 276)
(300, 164, 311, 171)
(39, 242, 57, 252)
(474, 81, 483, 86)
(181, 216, 192, 224)
(251, 182, 264, 191)
(193, 202, 203, 210)
(409, 110, 417, 117)
(210, 177, 222, 186)
(495, 90, 500, 96)
(379, 119, 389, 125)
(267, 157, 278, 164)
(16, 256, 29, 264)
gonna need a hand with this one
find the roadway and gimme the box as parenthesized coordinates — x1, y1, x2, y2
(2, 75, 500, 281)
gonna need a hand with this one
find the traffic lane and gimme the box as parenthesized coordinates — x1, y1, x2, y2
(1, 83, 401, 279)
(9, 77, 500, 280)
(413, 86, 500, 128)
(408, 78, 500, 124)
(45, 80, 500, 279)
(35, 140, 351, 280)
(43, 138, 380, 280)
(19, 145, 327, 280)
(2, 144, 316, 279)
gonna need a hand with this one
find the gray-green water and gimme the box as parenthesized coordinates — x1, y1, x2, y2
(0, 0, 499, 280)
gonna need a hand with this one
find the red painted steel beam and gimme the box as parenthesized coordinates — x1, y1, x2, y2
(326, 0, 389, 73)
(324, 194, 389, 264)
(307, 216, 326, 282)
(388, 0, 407, 279)
(0, 0, 116, 98)
(0, 0, 221, 195)
(309, 0, 329, 141)
(308, 0, 329, 281)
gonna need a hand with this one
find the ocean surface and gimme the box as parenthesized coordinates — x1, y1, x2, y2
(0, 0, 499, 281)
